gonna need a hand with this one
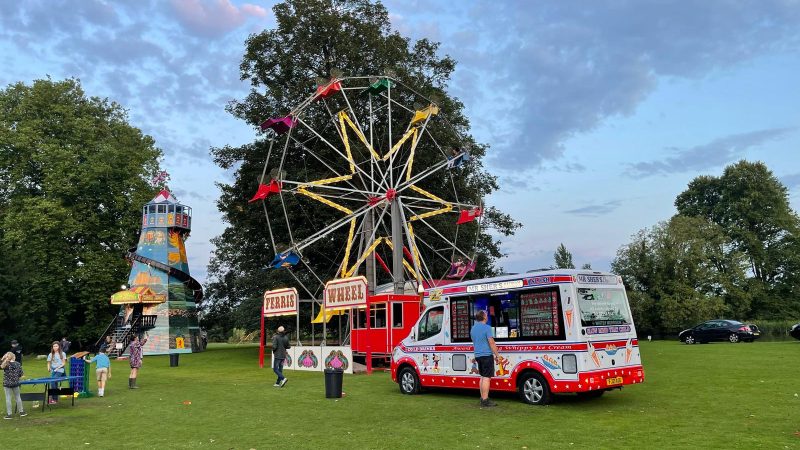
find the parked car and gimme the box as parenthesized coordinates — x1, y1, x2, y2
(678, 320, 760, 344)
(790, 323, 800, 341)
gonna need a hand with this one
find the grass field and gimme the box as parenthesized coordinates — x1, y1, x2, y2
(4, 340, 799, 449)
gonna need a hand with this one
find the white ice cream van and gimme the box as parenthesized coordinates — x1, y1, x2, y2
(391, 269, 645, 405)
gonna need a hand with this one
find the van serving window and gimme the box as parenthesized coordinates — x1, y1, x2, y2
(450, 287, 565, 342)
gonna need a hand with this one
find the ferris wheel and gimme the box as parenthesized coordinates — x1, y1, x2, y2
(249, 73, 484, 297)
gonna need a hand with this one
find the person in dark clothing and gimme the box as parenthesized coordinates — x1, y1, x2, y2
(98, 336, 112, 354)
(10, 341, 22, 367)
(272, 326, 291, 387)
(60, 337, 71, 355)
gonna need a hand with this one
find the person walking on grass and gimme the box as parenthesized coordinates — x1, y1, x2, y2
(470, 310, 501, 408)
(46, 341, 67, 404)
(2, 352, 26, 419)
(10, 340, 23, 367)
(128, 333, 147, 389)
(84, 348, 111, 397)
(272, 326, 291, 387)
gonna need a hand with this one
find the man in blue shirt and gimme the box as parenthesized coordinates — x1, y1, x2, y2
(84, 348, 111, 397)
(470, 310, 500, 407)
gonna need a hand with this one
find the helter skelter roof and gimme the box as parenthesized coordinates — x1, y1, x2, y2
(148, 189, 179, 204)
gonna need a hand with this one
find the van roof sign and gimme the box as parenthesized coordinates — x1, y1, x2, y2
(576, 274, 618, 284)
(466, 280, 524, 293)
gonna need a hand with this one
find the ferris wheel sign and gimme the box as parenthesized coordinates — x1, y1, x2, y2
(324, 276, 368, 309)
(263, 287, 299, 317)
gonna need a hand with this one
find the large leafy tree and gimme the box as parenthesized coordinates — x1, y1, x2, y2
(675, 160, 798, 284)
(0, 78, 162, 351)
(612, 216, 740, 333)
(614, 160, 800, 334)
(675, 160, 800, 318)
(206, 0, 519, 333)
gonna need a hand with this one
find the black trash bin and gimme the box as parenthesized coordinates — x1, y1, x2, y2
(324, 368, 343, 398)
(169, 353, 179, 367)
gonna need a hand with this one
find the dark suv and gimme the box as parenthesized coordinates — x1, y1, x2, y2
(678, 320, 760, 344)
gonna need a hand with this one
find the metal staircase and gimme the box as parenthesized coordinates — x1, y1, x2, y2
(94, 314, 157, 358)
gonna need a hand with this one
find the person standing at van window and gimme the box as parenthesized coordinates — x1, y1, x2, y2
(470, 310, 500, 408)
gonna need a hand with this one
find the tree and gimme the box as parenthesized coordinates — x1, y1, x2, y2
(675, 160, 800, 318)
(205, 0, 519, 331)
(553, 243, 575, 269)
(612, 216, 743, 333)
(675, 160, 799, 284)
(0, 78, 162, 351)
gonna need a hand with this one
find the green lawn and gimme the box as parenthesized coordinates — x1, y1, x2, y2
(4, 341, 799, 449)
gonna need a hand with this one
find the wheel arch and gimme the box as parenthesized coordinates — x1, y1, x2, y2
(510, 360, 555, 388)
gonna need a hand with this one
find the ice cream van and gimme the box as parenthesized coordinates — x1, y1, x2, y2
(390, 269, 645, 405)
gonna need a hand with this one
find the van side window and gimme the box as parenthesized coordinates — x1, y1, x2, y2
(449, 287, 565, 342)
(417, 306, 444, 341)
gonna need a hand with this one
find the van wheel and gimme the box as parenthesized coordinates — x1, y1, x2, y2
(518, 372, 551, 405)
(728, 333, 740, 343)
(398, 367, 420, 395)
(577, 390, 605, 399)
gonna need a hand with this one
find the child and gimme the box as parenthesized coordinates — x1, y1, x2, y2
(1, 352, 26, 419)
(84, 348, 111, 397)
(46, 341, 67, 404)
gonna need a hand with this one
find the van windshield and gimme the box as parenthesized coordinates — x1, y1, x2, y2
(577, 288, 631, 326)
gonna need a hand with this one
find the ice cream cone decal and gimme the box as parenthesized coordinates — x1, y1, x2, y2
(625, 339, 632, 363)
(588, 342, 601, 367)
(565, 297, 574, 329)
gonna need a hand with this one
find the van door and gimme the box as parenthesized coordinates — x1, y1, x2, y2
(413, 305, 445, 374)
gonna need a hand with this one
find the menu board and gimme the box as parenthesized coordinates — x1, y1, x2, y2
(451, 299, 472, 341)
(520, 290, 560, 337)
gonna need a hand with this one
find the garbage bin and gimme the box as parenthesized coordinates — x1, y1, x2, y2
(169, 353, 179, 367)
(324, 368, 343, 398)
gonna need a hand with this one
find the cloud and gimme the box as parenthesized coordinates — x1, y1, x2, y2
(781, 173, 800, 190)
(564, 200, 622, 217)
(435, 0, 800, 171)
(170, 0, 268, 37)
(625, 128, 795, 178)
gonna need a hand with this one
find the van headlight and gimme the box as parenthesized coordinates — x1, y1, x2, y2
(562, 354, 577, 374)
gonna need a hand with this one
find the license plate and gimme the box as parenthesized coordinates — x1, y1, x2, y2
(753, 332, 760, 336)
(606, 376, 623, 386)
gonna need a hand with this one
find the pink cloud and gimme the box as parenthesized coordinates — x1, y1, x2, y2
(171, 0, 268, 37)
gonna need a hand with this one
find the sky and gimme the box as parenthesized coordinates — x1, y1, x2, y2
(2, 0, 799, 283)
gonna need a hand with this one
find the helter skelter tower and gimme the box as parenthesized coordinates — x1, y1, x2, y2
(105, 189, 204, 356)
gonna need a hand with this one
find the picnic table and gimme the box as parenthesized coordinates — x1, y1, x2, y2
(19, 375, 80, 412)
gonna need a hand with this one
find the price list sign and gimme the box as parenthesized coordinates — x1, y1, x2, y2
(520, 290, 560, 337)
(451, 299, 472, 341)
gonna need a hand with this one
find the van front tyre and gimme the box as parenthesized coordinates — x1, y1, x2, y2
(398, 367, 420, 395)
(518, 372, 551, 405)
